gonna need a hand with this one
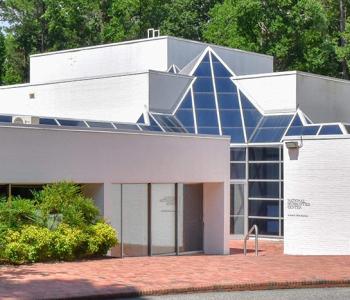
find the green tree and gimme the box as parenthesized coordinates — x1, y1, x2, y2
(336, 17, 350, 74)
(203, 0, 338, 76)
(0, 0, 105, 81)
(102, 0, 167, 43)
(160, 0, 221, 41)
(0, 30, 5, 84)
(3, 34, 25, 84)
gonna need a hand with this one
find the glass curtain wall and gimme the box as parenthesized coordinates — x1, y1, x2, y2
(230, 146, 284, 237)
(248, 147, 283, 237)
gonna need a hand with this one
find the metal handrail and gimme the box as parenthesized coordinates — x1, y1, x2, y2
(243, 225, 259, 256)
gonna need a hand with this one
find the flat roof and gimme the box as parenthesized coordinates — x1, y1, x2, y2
(234, 70, 350, 85)
(0, 69, 193, 90)
(0, 122, 230, 142)
(30, 36, 273, 60)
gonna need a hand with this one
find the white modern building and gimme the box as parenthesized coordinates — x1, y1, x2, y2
(1, 35, 350, 256)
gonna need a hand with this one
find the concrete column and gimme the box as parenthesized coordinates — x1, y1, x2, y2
(203, 182, 230, 255)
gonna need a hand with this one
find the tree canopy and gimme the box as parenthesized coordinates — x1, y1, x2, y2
(0, 0, 349, 83)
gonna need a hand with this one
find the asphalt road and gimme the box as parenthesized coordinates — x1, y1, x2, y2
(118, 287, 350, 300)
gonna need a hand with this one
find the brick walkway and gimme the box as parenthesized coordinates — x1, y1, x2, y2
(1, 240, 350, 299)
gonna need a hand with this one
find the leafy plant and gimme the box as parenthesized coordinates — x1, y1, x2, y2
(86, 222, 118, 256)
(0, 182, 118, 265)
(34, 182, 100, 228)
(0, 198, 43, 230)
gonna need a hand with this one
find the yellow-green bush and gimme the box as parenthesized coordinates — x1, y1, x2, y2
(0, 182, 118, 265)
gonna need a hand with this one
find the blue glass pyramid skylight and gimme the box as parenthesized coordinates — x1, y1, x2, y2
(147, 48, 348, 142)
(175, 91, 195, 133)
(240, 92, 263, 140)
(192, 52, 220, 135)
(250, 115, 293, 143)
(211, 52, 245, 143)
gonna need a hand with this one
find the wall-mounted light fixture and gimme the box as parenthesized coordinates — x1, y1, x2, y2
(285, 140, 302, 149)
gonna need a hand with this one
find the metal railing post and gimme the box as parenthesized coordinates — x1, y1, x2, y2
(243, 225, 259, 256)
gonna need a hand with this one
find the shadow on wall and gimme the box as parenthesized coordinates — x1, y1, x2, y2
(288, 148, 300, 160)
(0, 263, 150, 299)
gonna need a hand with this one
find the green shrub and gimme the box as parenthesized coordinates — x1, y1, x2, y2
(50, 224, 87, 261)
(3, 242, 31, 265)
(86, 222, 118, 256)
(0, 198, 42, 229)
(3, 226, 52, 263)
(0, 182, 119, 265)
(34, 182, 101, 227)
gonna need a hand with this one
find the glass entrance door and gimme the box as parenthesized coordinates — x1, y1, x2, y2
(230, 184, 245, 235)
(151, 184, 176, 255)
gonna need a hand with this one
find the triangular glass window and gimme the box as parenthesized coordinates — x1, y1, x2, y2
(137, 114, 145, 124)
(240, 92, 263, 139)
(175, 91, 195, 133)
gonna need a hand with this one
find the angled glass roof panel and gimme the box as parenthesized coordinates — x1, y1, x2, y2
(285, 126, 303, 136)
(114, 123, 140, 131)
(194, 93, 216, 109)
(222, 127, 245, 143)
(290, 114, 303, 127)
(302, 125, 320, 135)
(240, 92, 263, 139)
(175, 90, 195, 133)
(215, 78, 237, 93)
(39, 118, 58, 126)
(212, 61, 232, 77)
(250, 115, 293, 143)
(260, 115, 293, 128)
(175, 110, 194, 131)
(193, 77, 214, 92)
(211, 52, 233, 77)
(178, 92, 192, 109)
(197, 127, 220, 135)
(196, 109, 218, 127)
(319, 125, 343, 135)
(193, 61, 212, 77)
(0, 115, 12, 123)
(217, 93, 240, 109)
(201, 52, 210, 62)
(57, 119, 87, 127)
(137, 114, 145, 124)
(152, 114, 187, 133)
(220, 110, 242, 127)
(87, 121, 114, 129)
(250, 127, 287, 143)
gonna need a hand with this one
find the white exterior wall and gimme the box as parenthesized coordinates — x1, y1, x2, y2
(30, 36, 274, 84)
(284, 137, 350, 255)
(30, 38, 168, 83)
(0, 73, 149, 122)
(0, 126, 230, 254)
(235, 71, 350, 121)
(297, 73, 350, 123)
(234, 72, 297, 113)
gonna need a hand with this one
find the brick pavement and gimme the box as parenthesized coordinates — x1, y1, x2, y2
(1, 240, 350, 299)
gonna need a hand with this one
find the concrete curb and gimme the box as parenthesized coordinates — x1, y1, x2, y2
(43, 280, 350, 299)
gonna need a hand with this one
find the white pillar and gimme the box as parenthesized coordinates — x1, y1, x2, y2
(203, 182, 230, 255)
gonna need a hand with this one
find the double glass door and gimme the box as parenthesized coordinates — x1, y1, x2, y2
(120, 183, 203, 257)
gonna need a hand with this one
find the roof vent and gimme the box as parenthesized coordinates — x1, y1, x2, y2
(147, 28, 160, 39)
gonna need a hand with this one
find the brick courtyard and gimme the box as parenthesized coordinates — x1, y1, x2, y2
(1, 240, 350, 299)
